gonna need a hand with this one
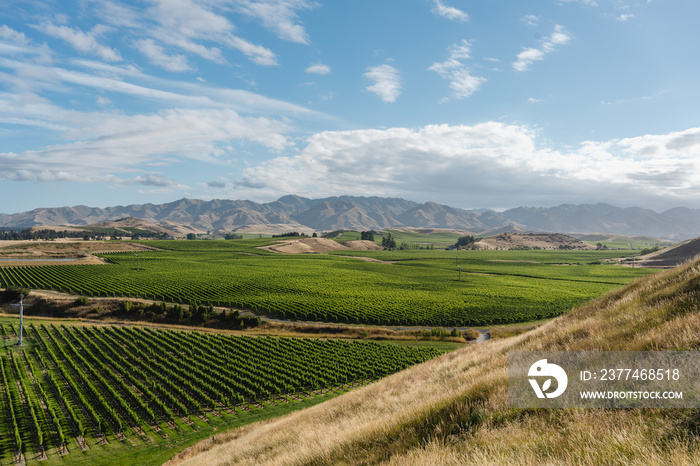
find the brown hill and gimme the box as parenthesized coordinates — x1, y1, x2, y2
(89, 217, 178, 236)
(261, 238, 382, 254)
(474, 232, 595, 250)
(636, 236, 700, 268)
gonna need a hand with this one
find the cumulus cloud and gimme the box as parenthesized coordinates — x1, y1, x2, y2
(305, 63, 331, 75)
(513, 25, 572, 71)
(431, 0, 469, 22)
(429, 40, 486, 100)
(364, 64, 401, 103)
(235, 123, 700, 209)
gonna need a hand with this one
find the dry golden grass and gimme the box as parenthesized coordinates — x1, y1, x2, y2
(170, 259, 700, 466)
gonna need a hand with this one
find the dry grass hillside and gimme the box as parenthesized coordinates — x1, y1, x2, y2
(636, 236, 700, 268)
(474, 232, 594, 250)
(171, 259, 700, 466)
(261, 238, 382, 254)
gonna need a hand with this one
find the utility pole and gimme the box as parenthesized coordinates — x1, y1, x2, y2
(458, 266, 462, 282)
(18, 294, 23, 346)
(10, 294, 27, 346)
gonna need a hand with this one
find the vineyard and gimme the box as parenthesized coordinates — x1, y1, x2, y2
(0, 239, 659, 326)
(0, 320, 442, 464)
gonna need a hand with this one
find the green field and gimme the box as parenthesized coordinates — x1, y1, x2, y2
(0, 318, 442, 465)
(0, 239, 659, 327)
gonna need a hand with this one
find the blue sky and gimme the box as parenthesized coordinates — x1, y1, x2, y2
(2, 0, 700, 214)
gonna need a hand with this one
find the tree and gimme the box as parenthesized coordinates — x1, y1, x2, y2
(186, 233, 196, 240)
(453, 235, 476, 249)
(381, 233, 396, 250)
(0, 286, 30, 304)
(361, 231, 375, 241)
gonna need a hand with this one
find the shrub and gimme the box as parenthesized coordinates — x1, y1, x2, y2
(74, 296, 90, 306)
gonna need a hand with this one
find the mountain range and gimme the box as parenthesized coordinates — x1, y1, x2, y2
(2, 195, 700, 240)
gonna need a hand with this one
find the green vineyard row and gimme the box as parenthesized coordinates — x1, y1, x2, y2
(0, 240, 657, 326)
(0, 323, 442, 462)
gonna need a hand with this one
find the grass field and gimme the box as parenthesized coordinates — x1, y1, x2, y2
(0, 239, 659, 327)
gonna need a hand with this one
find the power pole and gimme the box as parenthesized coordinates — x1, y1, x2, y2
(10, 294, 27, 346)
(18, 294, 23, 346)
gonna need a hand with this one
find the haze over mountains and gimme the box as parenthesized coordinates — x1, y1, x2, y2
(2, 195, 700, 240)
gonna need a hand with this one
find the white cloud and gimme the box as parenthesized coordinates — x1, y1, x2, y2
(431, 0, 469, 22)
(521, 15, 539, 26)
(559, 0, 599, 5)
(92, 0, 143, 28)
(305, 63, 331, 75)
(35, 22, 122, 62)
(513, 25, 572, 71)
(234, 0, 315, 44)
(143, 0, 278, 66)
(618, 14, 635, 21)
(364, 64, 401, 103)
(134, 174, 188, 188)
(134, 39, 192, 72)
(224, 35, 278, 66)
(0, 54, 318, 117)
(0, 25, 30, 45)
(235, 123, 700, 208)
(0, 108, 293, 183)
(429, 40, 486, 100)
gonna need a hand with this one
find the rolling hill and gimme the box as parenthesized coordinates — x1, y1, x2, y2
(170, 258, 700, 465)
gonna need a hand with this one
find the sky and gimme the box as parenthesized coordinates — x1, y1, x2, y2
(2, 0, 700, 214)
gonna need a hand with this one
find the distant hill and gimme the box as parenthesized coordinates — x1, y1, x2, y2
(26, 216, 180, 238)
(3, 196, 700, 240)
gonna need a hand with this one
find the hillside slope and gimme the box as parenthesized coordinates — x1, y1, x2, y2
(636, 236, 700, 268)
(171, 259, 700, 465)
